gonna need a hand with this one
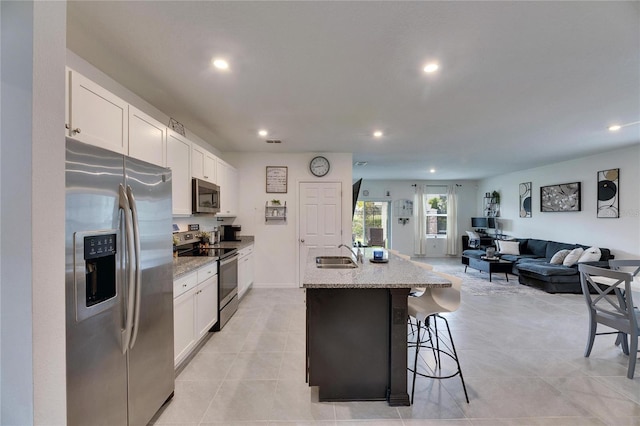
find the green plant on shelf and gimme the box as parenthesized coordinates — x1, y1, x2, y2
(271, 199, 281, 205)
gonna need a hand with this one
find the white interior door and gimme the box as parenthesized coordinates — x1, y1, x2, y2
(298, 182, 342, 286)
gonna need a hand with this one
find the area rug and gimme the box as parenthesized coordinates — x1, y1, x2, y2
(422, 262, 546, 296)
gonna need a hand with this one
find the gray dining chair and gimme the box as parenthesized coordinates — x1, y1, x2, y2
(609, 259, 640, 277)
(578, 263, 639, 379)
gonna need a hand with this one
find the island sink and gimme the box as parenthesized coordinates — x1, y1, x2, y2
(315, 256, 358, 269)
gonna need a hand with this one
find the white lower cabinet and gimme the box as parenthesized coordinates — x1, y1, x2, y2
(238, 244, 254, 299)
(173, 262, 218, 368)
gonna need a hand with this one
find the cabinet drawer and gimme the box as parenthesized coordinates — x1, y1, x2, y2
(174, 272, 197, 298)
(239, 245, 254, 258)
(197, 263, 218, 283)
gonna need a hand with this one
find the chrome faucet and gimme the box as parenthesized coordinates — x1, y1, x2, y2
(339, 243, 363, 263)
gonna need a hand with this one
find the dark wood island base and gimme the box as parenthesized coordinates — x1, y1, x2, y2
(306, 287, 411, 406)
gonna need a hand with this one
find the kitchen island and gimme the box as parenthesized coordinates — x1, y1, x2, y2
(303, 248, 451, 406)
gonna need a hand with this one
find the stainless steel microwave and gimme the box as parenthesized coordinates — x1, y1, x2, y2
(192, 178, 220, 214)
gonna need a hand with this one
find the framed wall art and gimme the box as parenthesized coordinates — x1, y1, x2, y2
(540, 182, 581, 212)
(266, 166, 288, 193)
(597, 168, 619, 218)
(519, 182, 532, 218)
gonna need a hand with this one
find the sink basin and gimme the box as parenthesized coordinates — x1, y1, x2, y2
(315, 256, 358, 269)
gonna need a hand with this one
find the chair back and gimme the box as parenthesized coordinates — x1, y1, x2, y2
(578, 263, 636, 333)
(609, 259, 640, 278)
(368, 227, 385, 247)
(432, 271, 461, 313)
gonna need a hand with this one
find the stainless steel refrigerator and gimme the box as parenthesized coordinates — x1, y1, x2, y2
(65, 138, 174, 425)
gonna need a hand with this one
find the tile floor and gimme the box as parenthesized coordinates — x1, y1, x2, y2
(152, 257, 640, 425)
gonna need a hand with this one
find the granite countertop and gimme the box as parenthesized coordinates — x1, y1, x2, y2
(173, 236, 254, 279)
(303, 247, 451, 289)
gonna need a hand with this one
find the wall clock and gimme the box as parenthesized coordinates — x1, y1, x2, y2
(309, 156, 330, 177)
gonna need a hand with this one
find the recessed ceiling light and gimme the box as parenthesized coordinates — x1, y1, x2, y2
(258, 129, 268, 137)
(373, 131, 383, 138)
(608, 120, 640, 132)
(354, 161, 368, 166)
(212, 59, 229, 70)
(430, 169, 436, 173)
(423, 62, 439, 73)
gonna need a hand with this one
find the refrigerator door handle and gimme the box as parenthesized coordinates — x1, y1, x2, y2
(127, 185, 142, 349)
(119, 184, 136, 354)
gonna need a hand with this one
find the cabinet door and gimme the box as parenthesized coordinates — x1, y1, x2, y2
(238, 255, 247, 298)
(174, 287, 197, 367)
(166, 130, 192, 215)
(69, 70, 128, 154)
(195, 275, 218, 339)
(129, 106, 166, 167)
(204, 153, 217, 183)
(217, 159, 238, 215)
(191, 145, 205, 180)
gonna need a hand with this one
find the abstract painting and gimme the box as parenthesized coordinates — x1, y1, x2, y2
(540, 182, 581, 212)
(519, 182, 532, 218)
(597, 168, 619, 218)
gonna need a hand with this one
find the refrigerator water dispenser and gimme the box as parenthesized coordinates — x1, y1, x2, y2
(84, 234, 117, 307)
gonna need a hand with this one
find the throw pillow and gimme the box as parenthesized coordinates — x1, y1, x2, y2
(466, 231, 480, 240)
(549, 249, 570, 265)
(578, 246, 601, 263)
(498, 240, 520, 255)
(563, 247, 584, 266)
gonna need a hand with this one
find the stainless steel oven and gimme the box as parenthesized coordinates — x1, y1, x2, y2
(192, 178, 220, 214)
(216, 251, 239, 330)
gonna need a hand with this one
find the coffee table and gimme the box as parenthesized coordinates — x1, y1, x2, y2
(462, 255, 513, 282)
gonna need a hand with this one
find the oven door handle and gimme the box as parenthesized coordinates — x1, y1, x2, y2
(220, 253, 239, 266)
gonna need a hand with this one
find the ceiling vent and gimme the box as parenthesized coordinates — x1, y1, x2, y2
(265, 139, 282, 144)
(354, 161, 368, 166)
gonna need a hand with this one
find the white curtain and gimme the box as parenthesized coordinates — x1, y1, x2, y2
(413, 184, 426, 256)
(446, 184, 458, 255)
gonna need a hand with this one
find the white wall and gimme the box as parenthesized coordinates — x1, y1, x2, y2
(1, 1, 66, 424)
(357, 180, 479, 257)
(479, 144, 640, 259)
(226, 152, 353, 287)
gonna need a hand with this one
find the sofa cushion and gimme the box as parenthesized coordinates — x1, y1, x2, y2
(526, 239, 548, 257)
(517, 262, 578, 277)
(500, 254, 539, 262)
(546, 241, 577, 260)
(550, 249, 571, 264)
(462, 249, 486, 259)
(563, 247, 584, 266)
(578, 246, 601, 263)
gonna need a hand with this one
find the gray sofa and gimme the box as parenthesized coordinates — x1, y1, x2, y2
(462, 238, 613, 293)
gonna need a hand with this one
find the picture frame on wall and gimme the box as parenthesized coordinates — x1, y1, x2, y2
(266, 166, 288, 193)
(597, 168, 619, 218)
(540, 182, 581, 212)
(519, 182, 532, 218)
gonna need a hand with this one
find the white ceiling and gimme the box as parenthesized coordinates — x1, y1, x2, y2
(67, 1, 640, 181)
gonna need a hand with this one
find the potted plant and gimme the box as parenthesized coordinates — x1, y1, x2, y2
(271, 199, 281, 205)
(491, 190, 500, 204)
(197, 231, 211, 245)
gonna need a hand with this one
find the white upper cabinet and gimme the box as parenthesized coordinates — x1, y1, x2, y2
(128, 106, 166, 167)
(67, 69, 128, 154)
(217, 158, 238, 216)
(191, 145, 218, 184)
(166, 130, 192, 215)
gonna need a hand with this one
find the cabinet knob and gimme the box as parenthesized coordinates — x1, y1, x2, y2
(182, 284, 187, 287)
(65, 123, 70, 129)
(300, 239, 305, 243)
(72, 128, 81, 135)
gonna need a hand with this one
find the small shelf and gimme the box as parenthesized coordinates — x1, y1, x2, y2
(266, 201, 287, 222)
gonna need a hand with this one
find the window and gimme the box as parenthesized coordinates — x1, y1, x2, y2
(352, 201, 390, 246)
(425, 188, 447, 236)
